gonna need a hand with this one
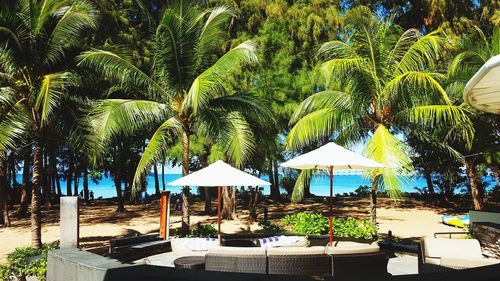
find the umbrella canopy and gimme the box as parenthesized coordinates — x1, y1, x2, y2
(464, 54, 500, 114)
(167, 160, 270, 187)
(167, 160, 270, 242)
(281, 142, 383, 246)
(281, 142, 384, 170)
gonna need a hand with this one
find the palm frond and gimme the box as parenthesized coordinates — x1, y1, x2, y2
(0, 104, 30, 160)
(90, 99, 167, 148)
(35, 71, 77, 126)
(291, 169, 311, 203)
(197, 5, 233, 56)
(394, 29, 449, 75)
(320, 58, 366, 83)
(132, 117, 183, 198)
(317, 40, 358, 60)
(209, 94, 273, 123)
(181, 40, 258, 115)
(286, 108, 354, 150)
(382, 71, 450, 105)
(45, 0, 97, 65)
(77, 50, 167, 101)
(289, 90, 351, 125)
(364, 125, 413, 199)
(397, 105, 474, 147)
(216, 112, 255, 168)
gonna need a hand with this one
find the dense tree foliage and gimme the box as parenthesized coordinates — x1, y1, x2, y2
(0, 0, 498, 246)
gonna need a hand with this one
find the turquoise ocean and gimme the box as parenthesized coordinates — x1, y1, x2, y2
(17, 173, 496, 199)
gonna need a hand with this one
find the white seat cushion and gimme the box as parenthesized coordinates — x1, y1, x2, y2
(440, 257, 500, 269)
(267, 246, 326, 256)
(207, 246, 266, 256)
(171, 238, 219, 258)
(325, 241, 380, 255)
(423, 238, 483, 259)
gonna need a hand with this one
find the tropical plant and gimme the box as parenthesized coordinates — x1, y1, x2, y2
(0, 0, 97, 248)
(77, 0, 270, 234)
(280, 212, 377, 239)
(445, 26, 500, 210)
(0, 241, 58, 281)
(286, 6, 474, 223)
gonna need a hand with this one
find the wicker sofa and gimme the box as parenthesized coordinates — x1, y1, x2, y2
(326, 241, 388, 277)
(205, 241, 387, 276)
(418, 237, 500, 273)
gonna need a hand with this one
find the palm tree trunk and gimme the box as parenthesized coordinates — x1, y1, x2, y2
(270, 159, 280, 200)
(49, 147, 57, 198)
(267, 161, 276, 196)
(181, 129, 190, 234)
(73, 169, 79, 197)
(17, 152, 31, 218)
(370, 175, 379, 225)
(66, 154, 73, 196)
(31, 139, 43, 249)
(1, 158, 11, 227)
(44, 149, 52, 209)
(113, 176, 125, 212)
(221, 186, 236, 220)
(83, 166, 89, 204)
(424, 170, 435, 195)
(204, 187, 211, 214)
(466, 158, 484, 210)
(162, 160, 166, 191)
(273, 159, 279, 196)
(153, 164, 160, 195)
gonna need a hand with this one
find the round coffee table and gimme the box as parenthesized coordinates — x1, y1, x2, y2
(174, 256, 206, 270)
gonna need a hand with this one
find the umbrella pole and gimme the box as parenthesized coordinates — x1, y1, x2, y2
(329, 166, 333, 246)
(217, 186, 221, 244)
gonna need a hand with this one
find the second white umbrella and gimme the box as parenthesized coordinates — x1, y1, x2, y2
(281, 142, 384, 246)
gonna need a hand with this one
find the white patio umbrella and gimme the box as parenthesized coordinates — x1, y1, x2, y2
(464, 54, 500, 114)
(168, 160, 270, 241)
(281, 142, 384, 246)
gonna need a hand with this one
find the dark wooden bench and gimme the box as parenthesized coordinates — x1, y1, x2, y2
(109, 233, 171, 262)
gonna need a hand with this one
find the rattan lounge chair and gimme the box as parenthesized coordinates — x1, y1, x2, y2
(418, 237, 500, 273)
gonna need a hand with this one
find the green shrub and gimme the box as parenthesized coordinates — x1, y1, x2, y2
(280, 212, 377, 239)
(281, 213, 329, 235)
(175, 224, 218, 237)
(190, 224, 217, 237)
(0, 242, 59, 281)
(258, 220, 284, 234)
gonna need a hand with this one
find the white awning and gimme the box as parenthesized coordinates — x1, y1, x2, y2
(464, 54, 500, 114)
(167, 160, 270, 187)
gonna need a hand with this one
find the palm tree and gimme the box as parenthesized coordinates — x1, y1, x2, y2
(77, 0, 269, 233)
(0, 0, 97, 248)
(286, 6, 474, 224)
(447, 27, 500, 210)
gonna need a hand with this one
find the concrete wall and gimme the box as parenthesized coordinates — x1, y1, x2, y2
(47, 249, 125, 281)
(47, 249, 500, 281)
(470, 211, 500, 225)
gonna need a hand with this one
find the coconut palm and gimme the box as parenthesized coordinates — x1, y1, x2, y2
(446, 26, 500, 210)
(0, 0, 97, 248)
(286, 6, 474, 223)
(77, 0, 269, 233)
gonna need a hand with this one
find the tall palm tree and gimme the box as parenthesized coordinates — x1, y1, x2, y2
(286, 6, 474, 223)
(447, 26, 500, 210)
(0, 0, 97, 248)
(77, 0, 269, 233)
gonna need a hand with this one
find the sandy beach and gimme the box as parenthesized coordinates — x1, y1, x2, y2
(0, 196, 481, 263)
